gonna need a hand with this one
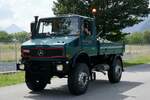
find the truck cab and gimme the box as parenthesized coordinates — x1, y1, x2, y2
(17, 14, 125, 95)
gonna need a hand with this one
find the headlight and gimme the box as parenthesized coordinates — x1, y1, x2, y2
(22, 49, 30, 53)
(56, 65, 63, 71)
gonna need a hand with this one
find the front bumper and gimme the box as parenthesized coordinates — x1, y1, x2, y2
(16, 58, 70, 77)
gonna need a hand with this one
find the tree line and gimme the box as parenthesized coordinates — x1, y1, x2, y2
(0, 31, 29, 43)
(0, 30, 149, 44)
(125, 31, 150, 44)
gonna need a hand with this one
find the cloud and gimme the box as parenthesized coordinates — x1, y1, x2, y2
(0, 0, 55, 31)
(0, 5, 14, 19)
(0, 0, 148, 31)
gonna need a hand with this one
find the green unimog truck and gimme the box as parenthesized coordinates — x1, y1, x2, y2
(17, 14, 125, 95)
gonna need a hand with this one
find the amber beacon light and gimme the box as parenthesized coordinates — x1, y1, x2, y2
(92, 8, 97, 14)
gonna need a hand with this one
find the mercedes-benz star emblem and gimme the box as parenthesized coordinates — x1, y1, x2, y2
(38, 49, 44, 56)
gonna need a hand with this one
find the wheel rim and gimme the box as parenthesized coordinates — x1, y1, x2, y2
(115, 64, 122, 78)
(78, 72, 89, 88)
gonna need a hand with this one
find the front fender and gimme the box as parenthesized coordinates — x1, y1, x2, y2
(71, 51, 90, 68)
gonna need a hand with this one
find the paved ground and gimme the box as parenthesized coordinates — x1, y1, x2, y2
(0, 62, 16, 72)
(0, 64, 150, 100)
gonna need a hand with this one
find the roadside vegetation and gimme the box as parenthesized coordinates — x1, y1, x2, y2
(123, 44, 150, 67)
(124, 55, 150, 67)
(123, 31, 150, 66)
(0, 43, 21, 62)
(0, 31, 29, 62)
(125, 30, 150, 44)
(0, 31, 29, 43)
(0, 72, 24, 87)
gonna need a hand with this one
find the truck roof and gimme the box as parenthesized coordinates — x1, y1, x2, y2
(39, 14, 94, 20)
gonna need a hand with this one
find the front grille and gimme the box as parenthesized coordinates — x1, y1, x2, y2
(30, 48, 64, 58)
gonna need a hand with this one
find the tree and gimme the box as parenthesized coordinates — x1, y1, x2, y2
(0, 31, 29, 43)
(13, 32, 29, 43)
(0, 31, 12, 42)
(53, 0, 149, 41)
(143, 31, 150, 44)
(125, 32, 144, 44)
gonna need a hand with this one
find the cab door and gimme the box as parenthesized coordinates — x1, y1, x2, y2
(81, 18, 97, 56)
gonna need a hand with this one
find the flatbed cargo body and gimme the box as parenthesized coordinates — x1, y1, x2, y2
(99, 42, 125, 55)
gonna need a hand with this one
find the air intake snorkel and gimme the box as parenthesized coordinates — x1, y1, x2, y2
(30, 16, 39, 39)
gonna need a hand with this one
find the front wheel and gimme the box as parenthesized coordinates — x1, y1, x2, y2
(25, 71, 47, 91)
(108, 57, 123, 83)
(68, 63, 90, 95)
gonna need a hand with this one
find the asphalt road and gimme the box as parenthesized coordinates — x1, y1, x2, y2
(0, 64, 150, 100)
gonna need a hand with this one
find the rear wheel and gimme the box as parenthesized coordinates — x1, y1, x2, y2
(108, 57, 123, 83)
(68, 63, 90, 95)
(25, 71, 47, 91)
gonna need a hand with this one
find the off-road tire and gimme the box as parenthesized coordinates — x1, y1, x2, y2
(68, 63, 90, 95)
(25, 71, 47, 91)
(108, 57, 123, 83)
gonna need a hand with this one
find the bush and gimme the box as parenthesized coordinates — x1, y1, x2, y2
(0, 31, 29, 43)
(12, 32, 29, 43)
(0, 31, 12, 42)
(125, 32, 144, 44)
(143, 31, 150, 44)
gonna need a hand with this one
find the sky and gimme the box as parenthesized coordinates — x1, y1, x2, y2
(0, 0, 149, 32)
(0, 0, 55, 32)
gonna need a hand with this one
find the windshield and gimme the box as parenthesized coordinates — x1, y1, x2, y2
(38, 17, 79, 36)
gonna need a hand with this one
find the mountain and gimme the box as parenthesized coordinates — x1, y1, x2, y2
(4, 24, 24, 34)
(123, 16, 150, 33)
(140, 18, 150, 31)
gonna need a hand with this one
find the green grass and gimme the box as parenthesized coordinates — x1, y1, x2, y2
(124, 55, 150, 67)
(0, 72, 25, 87)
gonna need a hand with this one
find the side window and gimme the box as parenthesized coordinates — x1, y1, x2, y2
(82, 20, 92, 37)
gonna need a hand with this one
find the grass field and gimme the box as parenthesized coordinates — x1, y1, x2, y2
(0, 72, 24, 87)
(123, 45, 150, 66)
(124, 56, 150, 67)
(0, 43, 21, 62)
(124, 45, 150, 58)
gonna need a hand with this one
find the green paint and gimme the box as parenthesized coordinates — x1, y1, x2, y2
(22, 36, 78, 46)
(21, 15, 125, 62)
